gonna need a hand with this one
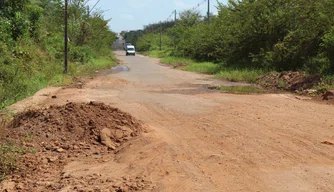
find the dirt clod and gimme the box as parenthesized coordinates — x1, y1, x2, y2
(321, 141, 334, 145)
(99, 128, 116, 150)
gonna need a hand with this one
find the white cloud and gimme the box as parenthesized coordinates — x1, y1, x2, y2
(120, 14, 134, 20)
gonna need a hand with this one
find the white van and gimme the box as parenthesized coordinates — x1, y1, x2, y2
(124, 43, 132, 50)
(126, 45, 136, 56)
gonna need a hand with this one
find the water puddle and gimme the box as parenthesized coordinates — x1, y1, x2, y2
(112, 65, 130, 73)
(97, 65, 130, 76)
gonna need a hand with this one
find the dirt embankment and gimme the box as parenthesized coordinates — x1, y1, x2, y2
(0, 102, 149, 191)
(256, 71, 322, 92)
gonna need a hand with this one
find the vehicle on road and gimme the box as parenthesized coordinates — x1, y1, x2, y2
(126, 45, 136, 56)
(124, 43, 132, 50)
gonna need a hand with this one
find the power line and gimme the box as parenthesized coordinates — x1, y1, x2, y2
(89, 0, 101, 14)
(189, 0, 207, 12)
(142, 0, 209, 51)
(166, 10, 176, 22)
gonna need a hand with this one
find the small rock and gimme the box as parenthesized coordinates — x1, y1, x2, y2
(45, 146, 52, 150)
(73, 145, 79, 150)
(56, 148, 65, 153)
(61, 172, 71, 179)
(120, 126, 133, 132)
(41, 158, 48, 164)
(113, 129, 124, 139)
(122, 177, 128, 181)
(304, 89, 316, 95)
(1, 181, 15, 191)
(321, 141, 334, 145)
(47, 156, 58, 163)
(61, 145, 70, 150)
(99, 128, 117, 150)
(15, 183, 24, 190)
(25, 143, 34, 147)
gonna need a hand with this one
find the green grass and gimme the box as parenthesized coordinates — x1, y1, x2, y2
(145, 50, 266, 82)
(159, 56, 220, 74)
(160, 57, 192, 66)
(74, 57, 117, 76)
(146, 50, 171, 58)
(216, 69, 266, 83)
(182, 62, 221, 74)
(0, 52, 117, 110)
(216, 86, 266, 94)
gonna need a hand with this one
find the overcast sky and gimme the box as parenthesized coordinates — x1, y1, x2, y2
(86, 0, 228, 33)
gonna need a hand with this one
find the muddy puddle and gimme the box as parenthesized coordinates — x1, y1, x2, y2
(150, 83, 266, 95)
(97, 65, 130, 76)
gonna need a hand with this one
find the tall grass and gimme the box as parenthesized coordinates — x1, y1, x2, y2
(216, 86, 265, 94)
(160, 57, 192, 66)
(0, 50, 116, 109)
(216, 69, 267, 83)
(182, 62, 220, 74)
(313, 75, 334, 92)
(159, 57, 220, 74)
(74, 57, 117, 76)
(143, 49, 267, 83)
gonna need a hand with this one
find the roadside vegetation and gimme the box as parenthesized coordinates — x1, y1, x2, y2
(123, 0, 334, 91)
(0, 0, 117, 109)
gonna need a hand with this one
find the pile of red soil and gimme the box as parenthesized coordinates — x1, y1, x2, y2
(9, 101, 144, 149)
(256, 71, 322, 92)
(0, 102, 145, 191)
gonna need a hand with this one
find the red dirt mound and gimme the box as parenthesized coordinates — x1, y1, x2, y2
(256, 71, 322, 92)
(8, 101, 144, 150)
(0, 102, 146, 191)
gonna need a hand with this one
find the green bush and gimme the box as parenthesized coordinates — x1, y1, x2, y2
(134, 0, 334, 76)
(0, 0, 117, 109)
(69, 46, 94, 64)
(217, 69, 266, 83)
(182, 62, 220, 74)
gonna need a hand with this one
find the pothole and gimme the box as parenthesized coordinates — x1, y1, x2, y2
(97, 65, 130, 76)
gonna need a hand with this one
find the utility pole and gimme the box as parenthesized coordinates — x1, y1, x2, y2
(160, 22, 162, 51)
(207, 0, 210, 26)
(64, 0, 68, 74)
(174, 10, 176, 49)
(87, 5, 90, 18)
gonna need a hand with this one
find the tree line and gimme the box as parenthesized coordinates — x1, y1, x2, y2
(129, 0, 334, 74)
(0, 0, 116, 108)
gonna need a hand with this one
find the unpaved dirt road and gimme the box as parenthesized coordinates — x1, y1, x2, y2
(7, 51, 334, 191)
